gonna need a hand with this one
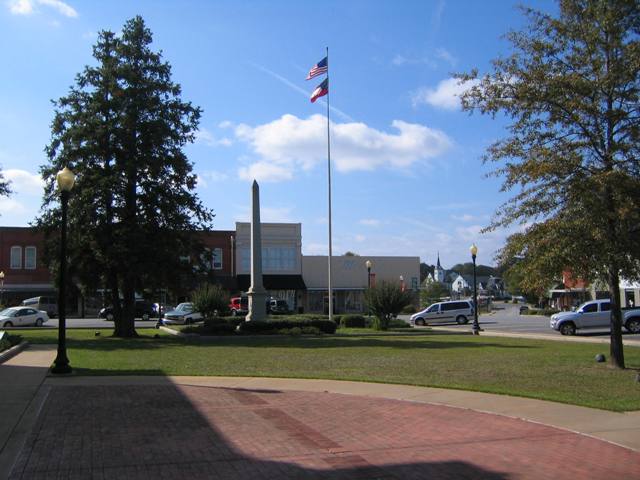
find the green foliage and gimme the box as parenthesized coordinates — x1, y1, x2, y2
(388, 318, 411, 328)
(237, 319, 337, 335)
(365, 281, 413, 330)
(0, 167, 11, 210)
(459, 0, 640, 368)
(37, 16, 213, 337)
(450, 263, 497, 277)
(401, 304, 417, 314)
(420, 263, 434, 283)
(420, 282, 449, 306)
(339, 315, 366, 328)
(0, 334, 21, 352)
(191, 285, 230, 320)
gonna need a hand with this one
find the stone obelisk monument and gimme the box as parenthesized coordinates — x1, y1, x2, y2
(246, 180, 267, 321)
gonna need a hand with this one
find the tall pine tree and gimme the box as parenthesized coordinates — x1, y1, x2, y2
(39, 17, 213, 337)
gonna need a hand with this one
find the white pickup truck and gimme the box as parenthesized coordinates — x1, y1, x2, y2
(550, 299, 640, 335)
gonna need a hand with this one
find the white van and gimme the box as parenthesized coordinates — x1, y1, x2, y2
(410, 300, 474, 326)
(21, 296, 58, 318)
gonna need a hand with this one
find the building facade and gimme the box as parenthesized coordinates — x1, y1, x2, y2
(301, 255, 420, 314)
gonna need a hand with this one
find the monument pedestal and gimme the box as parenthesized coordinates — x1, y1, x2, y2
(246, 287, 267, 322)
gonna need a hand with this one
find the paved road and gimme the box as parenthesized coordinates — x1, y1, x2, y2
(3, 317, 162, 330)
(402, 302, 640, 340)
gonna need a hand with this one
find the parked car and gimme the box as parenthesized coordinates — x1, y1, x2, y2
(20, 296, 58, 318)
(99, 300, 157, 321)
(0, 307, 49, 327)
(268, 299, 290, 314)
(550, 299, 640, 335)
(410, 300, 474, 326)
(162, 302, 202, 325)
(229, 296, 248, 316)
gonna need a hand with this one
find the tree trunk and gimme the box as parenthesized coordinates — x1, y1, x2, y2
(608, 268, 625, 369)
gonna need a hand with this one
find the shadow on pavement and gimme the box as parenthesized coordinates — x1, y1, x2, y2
(7, 375, 512, 479)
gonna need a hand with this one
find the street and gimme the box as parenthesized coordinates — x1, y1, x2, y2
(402, 301, 640, 340)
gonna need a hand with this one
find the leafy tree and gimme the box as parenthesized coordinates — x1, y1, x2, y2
(364, 281, 412, 330)
(450, 263, 497, 277)
(192, 284, 230, 320)
(0, 168, 10, 203)
(344, 251, 359, 256)
(459, 0, 640, 368)
(38, 17, 213, 337)
(420, 263, 434, 283)
(420, 282, 450, 306)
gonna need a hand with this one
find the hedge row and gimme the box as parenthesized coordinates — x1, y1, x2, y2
(237, 319, 337, 334)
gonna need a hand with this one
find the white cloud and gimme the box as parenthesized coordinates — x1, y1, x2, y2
(451, 214, 475, 222)
(412, 77, 479, 110)
(234, 114, 451, 182)
(198, 170, 230, 185)
(218, 120, 233, 129)
(354, 234, 366, 242)
(195, 128, 233, 147)
(7, 0, 77, 17)
(8, 0, 33, 14)
(359, 218, 381, 227)
(435, 48, 457, 67)
(4, 169, 44, 195)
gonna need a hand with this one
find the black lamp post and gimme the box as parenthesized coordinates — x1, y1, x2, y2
(470, 243, 480, 335)
(365, 260, 372, 318)
(51, 167, 75, 374)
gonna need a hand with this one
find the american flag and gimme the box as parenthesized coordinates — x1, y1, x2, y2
(306, 56, 328, 80)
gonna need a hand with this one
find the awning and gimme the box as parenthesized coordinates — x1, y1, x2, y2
(236, 275, 306, 291)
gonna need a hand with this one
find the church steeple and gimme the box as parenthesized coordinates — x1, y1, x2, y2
(437, 251, 442, 269)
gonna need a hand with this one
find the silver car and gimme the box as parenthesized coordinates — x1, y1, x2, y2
(410, 300, 474, 326)
(162, 302, 202, 325)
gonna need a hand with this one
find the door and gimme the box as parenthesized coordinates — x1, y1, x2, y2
(579, 302, 605, 328)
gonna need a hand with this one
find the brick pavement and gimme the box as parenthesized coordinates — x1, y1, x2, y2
(8, 384, 640, 479)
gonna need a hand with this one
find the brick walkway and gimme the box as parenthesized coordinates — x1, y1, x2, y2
(9, 384, 640, 479)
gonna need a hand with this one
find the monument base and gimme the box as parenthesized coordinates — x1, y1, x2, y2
(246, 288, 267, 322)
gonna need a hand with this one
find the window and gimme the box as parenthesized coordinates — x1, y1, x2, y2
(10, 246, 22, 269)
(601, 302, 611, 312)
(212, 248, 223, 270)
(582, 303, 598, 313)
(25, 246, 36, 269)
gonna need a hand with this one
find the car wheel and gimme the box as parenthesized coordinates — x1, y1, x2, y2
(142, 313, 150, 321)
(625, 318, 640, 334)
(414, 318, 426, 326)
(106, 313, 114, 321)
(35, 318, 44, 327)
(456, 315, 468, 325)
(231, 310, 237, 316)
(559, 322, 576, 336)
(3, 321, 13, 328)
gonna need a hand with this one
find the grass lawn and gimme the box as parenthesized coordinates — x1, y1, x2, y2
(19, 328, 640, 412)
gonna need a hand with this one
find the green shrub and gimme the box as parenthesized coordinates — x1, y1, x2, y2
(301, 326, 321, 335)
(340, 315, 366, 328)
(183, 316, 240, 335)
(191, 284, 230, 319)
(401, 304, 417, 314)
(388, 318, 411, 328)
(0, 334, 21, 353)
(365, 282, 413, 330)
(237, 319, 337, 335)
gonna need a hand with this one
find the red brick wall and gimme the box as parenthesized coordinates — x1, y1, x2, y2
(0, 227, 52, 285)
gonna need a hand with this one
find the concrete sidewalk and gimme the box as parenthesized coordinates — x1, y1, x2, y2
(1, 345, 639, 479)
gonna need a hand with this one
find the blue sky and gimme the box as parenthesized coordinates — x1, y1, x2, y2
(0, 0, 557, 267)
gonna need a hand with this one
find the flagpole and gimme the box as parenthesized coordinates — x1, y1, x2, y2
(326, 46, 333, 323)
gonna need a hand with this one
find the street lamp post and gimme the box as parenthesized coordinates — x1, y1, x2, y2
(470, 244, 481, 335)
(399, 275, 405, 292)
(365, 260, 372, 318)
(51, 167, 75, 375)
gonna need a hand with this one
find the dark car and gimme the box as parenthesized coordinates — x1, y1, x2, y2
(99, 300, 157, 321)
(268, 299, 290, 315)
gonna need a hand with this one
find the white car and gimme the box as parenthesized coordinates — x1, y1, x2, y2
(410, 300, 474, 326)
(0, 307, 50, 327)
(161, 302, 202, 325)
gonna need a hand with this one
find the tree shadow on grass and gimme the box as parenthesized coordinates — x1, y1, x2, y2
(57, 333, 538, 353)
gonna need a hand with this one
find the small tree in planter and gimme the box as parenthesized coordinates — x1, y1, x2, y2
(191, 284, 229, 320)
(365, 281, 412, 330)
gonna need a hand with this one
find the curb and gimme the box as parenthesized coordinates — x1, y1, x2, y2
(0, 341, 29, 364)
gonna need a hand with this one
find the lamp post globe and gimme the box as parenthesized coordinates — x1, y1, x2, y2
(0, 271, 4, 307)
(51, 167, 75, 374)
(469, 244, 480, 335)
